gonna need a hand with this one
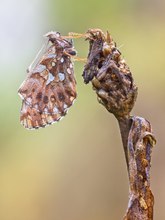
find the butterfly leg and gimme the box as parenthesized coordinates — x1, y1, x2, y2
(73, 57, 87, 63)
(62, 32, 88, 39)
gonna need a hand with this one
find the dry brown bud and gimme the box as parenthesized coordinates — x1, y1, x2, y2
(83, 29, 138, 118)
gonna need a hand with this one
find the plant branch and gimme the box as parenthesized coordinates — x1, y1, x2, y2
(82, 29, 156, 220)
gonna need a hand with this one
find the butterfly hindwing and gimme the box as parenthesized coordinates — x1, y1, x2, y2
(18, 32, 77, 129)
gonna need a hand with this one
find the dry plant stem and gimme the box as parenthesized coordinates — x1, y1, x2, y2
(118, 115, 155, 220)
(82, 29, 156, 220)
(118, 116, 132, 171)
(124, 116, 155, 220)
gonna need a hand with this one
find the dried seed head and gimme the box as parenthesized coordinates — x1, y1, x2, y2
(83, 29, 138, 118)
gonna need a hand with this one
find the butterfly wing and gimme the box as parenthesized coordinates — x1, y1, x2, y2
(18, 40, 76, 129)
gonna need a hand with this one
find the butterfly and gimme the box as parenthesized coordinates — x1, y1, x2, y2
(18, 31, 77, 129)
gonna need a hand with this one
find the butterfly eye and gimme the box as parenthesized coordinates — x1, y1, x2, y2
(68, 50, 77, 56)
(64, 48, 77, 56)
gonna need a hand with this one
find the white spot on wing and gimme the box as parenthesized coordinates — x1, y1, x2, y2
(33, 64, 46, 73)
(53, 106, 59, 114)
(70, 63, 73, 68)
(51, 47, 56, 54)
(34, 104, 39, 110)
(52, 61, 56, 66)
(60, 57, 64, 63)
(63, 103, 68, 109)
(26, 97, 32, 104)
(67, 68, 71, 74)
(47, 54, 56, 59)
(58, 72, 65, 81)
(44, 107, 48, 113)
(46, 72, 55, 85)
(47, 115, 53, 123)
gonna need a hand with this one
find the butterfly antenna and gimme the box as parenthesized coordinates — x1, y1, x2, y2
(117, 44, 124, 50)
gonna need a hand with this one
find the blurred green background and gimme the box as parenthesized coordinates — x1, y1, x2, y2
(1, 0, 165, 219)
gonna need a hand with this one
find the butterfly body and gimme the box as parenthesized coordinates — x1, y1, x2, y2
(18, 32, 77, 129)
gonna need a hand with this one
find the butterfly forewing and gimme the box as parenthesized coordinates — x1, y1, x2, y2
(18, 32, 77, 129)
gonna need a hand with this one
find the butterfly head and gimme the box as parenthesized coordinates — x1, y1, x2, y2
(45, 31, 61, 42)
(45, 31, 77, 56)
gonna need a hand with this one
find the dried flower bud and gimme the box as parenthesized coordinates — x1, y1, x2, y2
(83, 29, 138, 118)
